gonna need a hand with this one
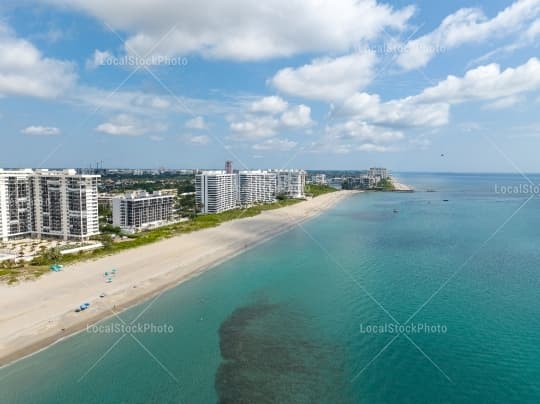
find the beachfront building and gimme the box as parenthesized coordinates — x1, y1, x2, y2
(238, 170, 277, 205)
(274, 169, 306, 199)
(311, 173, 327, 185)
(0, 169, 100, 241)
(195, 171, 239, 214)
(0, 169, 34, 241)
(112, 190, 175, 233)
(369, 167, 389, 180)
(195, 165, 307, 214)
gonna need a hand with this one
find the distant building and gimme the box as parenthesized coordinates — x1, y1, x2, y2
(98, 194, 115, 211)
(274, 170, 306, 199)
(112, 190, 175, 233)
(195, 171, 238, 214)
(225, 160, 233, 174)
(312, 173, 327, 185)
(0, 169, 100, 241)
(195, 165, 306, 214)
(368, 167, 389, 180)
(238, 170, 277, 205)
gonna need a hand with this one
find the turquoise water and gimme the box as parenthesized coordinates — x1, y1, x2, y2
(1, 173, 540, 403)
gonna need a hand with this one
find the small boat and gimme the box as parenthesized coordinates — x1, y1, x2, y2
(393, 209, 399, 213)
(443, 199, 449, 202)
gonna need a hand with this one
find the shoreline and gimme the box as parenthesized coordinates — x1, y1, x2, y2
(0, 191, 357, 368)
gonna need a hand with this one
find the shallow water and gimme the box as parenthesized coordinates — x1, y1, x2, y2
(1, 173, 540, 403)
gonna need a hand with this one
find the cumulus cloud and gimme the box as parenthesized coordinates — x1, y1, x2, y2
(41, 0, 413, 61)
(280, 105, 313, 127)
(415, 57, 540, 104)
(96, 114, 166, 136)
(253, 138, 297, 151)
(271, 52, 376, 101)
(339, 92, 450, 128)
(230, 102, 313, 141)
(483, 95, 525, 110)
(21, 126, 60, 136)
(185, 116, 207, 129)
(185, 134, 210, 144)
(0, 23, 76, 98)
(230, 116, 279, 140)
(326, 120, 404, 144)
(397, 0, 540, 70)
(250, 96, 288, 114)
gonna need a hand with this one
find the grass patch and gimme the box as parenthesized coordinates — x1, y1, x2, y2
(0, 198, 303, 284)
(305, 184, 337, 197)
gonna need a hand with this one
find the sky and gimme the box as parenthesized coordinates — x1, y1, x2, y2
(0, 0, 540, 172)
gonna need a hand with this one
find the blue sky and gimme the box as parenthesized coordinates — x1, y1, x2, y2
(1, 0, 540, 172)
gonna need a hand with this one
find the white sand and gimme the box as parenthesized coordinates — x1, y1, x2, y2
(0, 191, 356, 366)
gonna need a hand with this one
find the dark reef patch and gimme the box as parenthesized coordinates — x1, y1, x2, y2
(215, 301, 354, 403)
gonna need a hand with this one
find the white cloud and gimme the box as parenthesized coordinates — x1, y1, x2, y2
(339, 92, 450, 127)
(21, 126, 60, 136)
(71, 86, 227, 117)
(271, 52, 376, 101)
(326, 120, 404, 144)
(42, 0, 413, 61)
(483, 95, 525, 110)
(397, 0, 540, 70)
(280, 105, 313, 127)
(86, 49, 113, 69)
(0, 23, 76, 98)
(230, 102, 313, 141)
(186, 134, 210, 144)
(185, 116, 207, 129)
(415, 57, 540, 104)
(96, 114, 166, 136)
(253, 138, 297, 151)
(230, 116, 279, 140)
(250, 96, 288, 114)
(356, 143, 393, 152)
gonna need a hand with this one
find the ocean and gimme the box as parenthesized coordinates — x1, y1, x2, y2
(1, 173, 540, 403)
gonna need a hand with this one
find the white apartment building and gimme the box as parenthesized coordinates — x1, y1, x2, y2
(0, 169, 34, 241)
(312, 173, 327, 185)
(0, 169, 100, 241)
(238, 170, 277, 206)
(195, 167, 306, 214)
(368, 167, 389, 180)
(195, 171, 238, 214)
(274, 169, 306, 199)
(112, 190, 175, 233)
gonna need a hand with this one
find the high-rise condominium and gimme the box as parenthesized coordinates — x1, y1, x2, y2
(0, 169, 99, 241)
(112, 190, 175, 233)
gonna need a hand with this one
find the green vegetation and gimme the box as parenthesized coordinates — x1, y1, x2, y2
(305, 184, 337, 197)
(0, 198, 302, 284)
(376, 178, 395, 191)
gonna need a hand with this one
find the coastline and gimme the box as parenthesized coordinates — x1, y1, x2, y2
(0, 190, 357, 367)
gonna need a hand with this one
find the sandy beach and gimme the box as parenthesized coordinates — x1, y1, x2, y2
(0, 191, 355, 367)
